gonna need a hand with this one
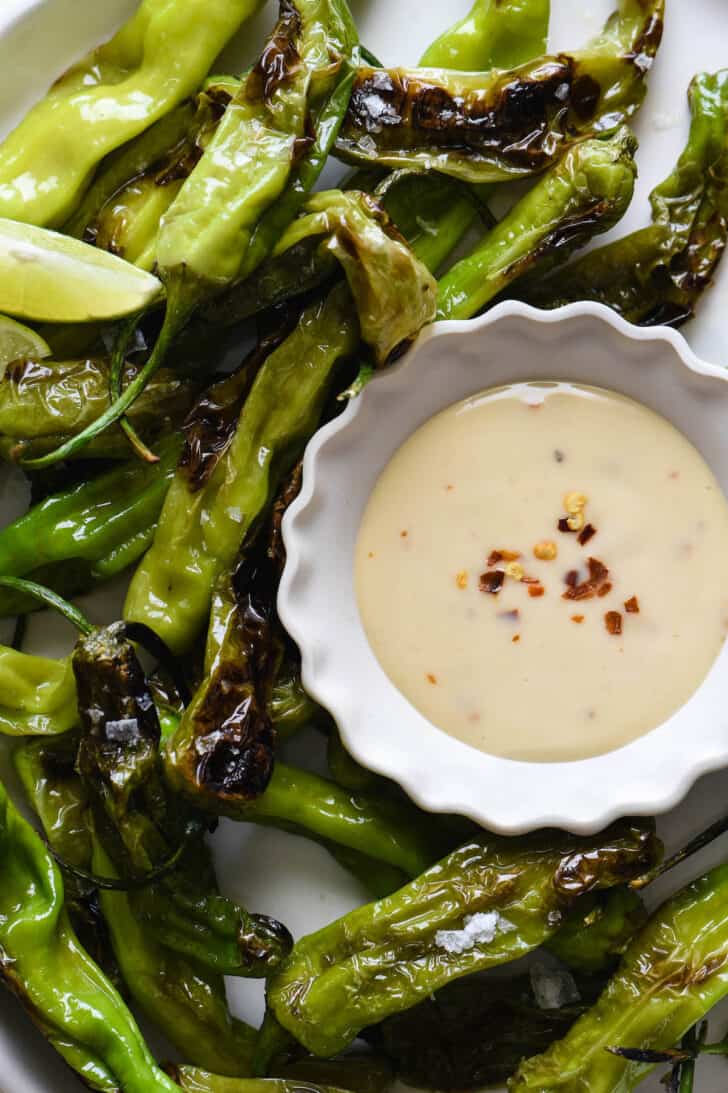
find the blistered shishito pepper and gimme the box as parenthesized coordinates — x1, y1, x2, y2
(0, 646, 77, 735)
(420, 0, 551, 70)
(436, 127, 638, 320)
(125, 284, 359, 652)
(511, 863, 728, 1091)
(520, 70, 728, 325)
(0, 357, 195, 462)
(204, 189, 437, 360)
(203, 0, 552, 329)
(33, 0, 360, 469)
(0, 0, 265, 227)
(170, 1076, 351, 1093)
(337, 0, 663, 183)
(266, 822, 659, 1057)
(66, 78, 243, 272)
(0, 432, 181, 617)
(0, 775, 180, 1092)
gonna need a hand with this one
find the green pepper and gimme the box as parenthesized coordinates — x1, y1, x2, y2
(436, 126, 638, 320)
(266, 822, 659, 1057)
(545, 887, 648, 974)
(171, 1077, 349, 1093)
(28, 0, 360, 470)
(125, 283, 359, 652)
(0, 646, 77, 734)
(420, 0, 551, 70)
(0, 0, 265, 228)
(519, 70, 728, 325)
(0, 357, 195, 463)
(0, 775, 180, 1092)
(94, 839, 259, 1077)
(206, 189, 437, 362)
(64, 80, 241, 269)
(337, 0, 663, 183)
(511, 863, 728, 1091)
(0, 431, 181, 616)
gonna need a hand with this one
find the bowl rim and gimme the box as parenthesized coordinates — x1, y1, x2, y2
(279, 300, 728, 833)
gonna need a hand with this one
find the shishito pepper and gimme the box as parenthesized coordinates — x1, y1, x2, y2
(336, 0, 664, 183)
(0, 432, 182, 617)
(125, 284, 359, 652)
(0, 646, 77, 735)
(511, 863, 728, 1091)
(436, 126, 639, 320)
(0, 0, 265, 228)
(29, 0, 361, 469)
(266, 822, 659, 1057)
(0, 357, 195, 463)
(420, 0, 552, 70)
(519, 70, 728, 325)
(0, 775, 180, 1092)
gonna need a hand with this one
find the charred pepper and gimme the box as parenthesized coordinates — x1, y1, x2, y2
(0, 0, 265, 227)
(519, 70, 728, 325)
(336, 0, 663, 183)
(511, 862, 728, 1091)
(266, 822, 659, 1057)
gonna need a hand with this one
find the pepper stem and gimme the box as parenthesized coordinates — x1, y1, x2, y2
(110, 314, 159, 464)
(0, 577, 92, 635)
(630, 814, 728, 890)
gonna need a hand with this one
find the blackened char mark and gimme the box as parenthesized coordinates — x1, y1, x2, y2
(625, 13, 664, 75)
(268, 461, 303, 574)
(247, 0, 303, 106)
(344, 58, 601, 173)
(191, 467, 305, 801)
(193, 557, 278, 800)
(180, 327, 289, 492)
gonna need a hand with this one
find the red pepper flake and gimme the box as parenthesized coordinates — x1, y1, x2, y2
(426, 672, 438, 685)
(625, 595, 640, 614)
(512, 634, 521, 643)
(571, 614, 585, 624)
(487, 548, 521, 566)
(528, 585, 545, 598)
(563, 557, 610, 601)
(597, 581, 613, 598)
(605, 611, 622, 636)
(558, 517, 575, 534)
(578, 523, 597, 546)
(480, 570, 505, 594)
(498, 609, 520, 621)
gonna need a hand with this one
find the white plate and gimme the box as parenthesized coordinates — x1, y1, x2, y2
(2, 3, 728, 1092)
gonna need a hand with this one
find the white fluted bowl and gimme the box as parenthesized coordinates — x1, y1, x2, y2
(278, 303, 728, 833)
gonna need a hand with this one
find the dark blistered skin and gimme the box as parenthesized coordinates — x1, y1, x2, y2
(180, 326, 296, 492)
(169, 467, 303, 805)
(246, 0, 303, 105)
(267, 822, 660, 1057)
(336, 1, 664, 181)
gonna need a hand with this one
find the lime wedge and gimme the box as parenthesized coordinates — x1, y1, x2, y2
(0, 217, 163, 323)
(0, 314, 51, 368)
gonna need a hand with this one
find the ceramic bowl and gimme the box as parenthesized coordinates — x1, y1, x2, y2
(279, 302, 728, 834)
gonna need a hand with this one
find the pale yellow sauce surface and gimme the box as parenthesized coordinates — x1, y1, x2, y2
(355, 383, 728, 761)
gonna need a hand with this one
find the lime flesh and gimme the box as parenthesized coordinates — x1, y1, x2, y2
(0, 217, 162, 323)
(0, 314, 51, 369)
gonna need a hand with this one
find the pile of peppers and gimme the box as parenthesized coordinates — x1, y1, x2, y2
(0, 2, 728, 1092)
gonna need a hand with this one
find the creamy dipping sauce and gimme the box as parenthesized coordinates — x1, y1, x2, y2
(355, 383, 728, 762)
